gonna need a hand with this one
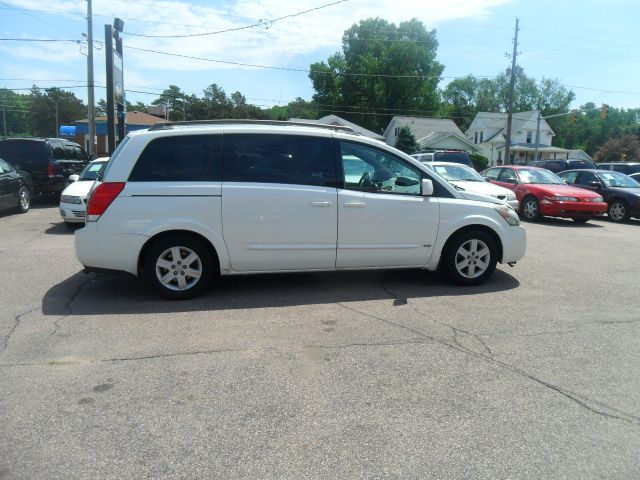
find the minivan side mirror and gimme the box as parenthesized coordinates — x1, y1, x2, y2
(421, 179, 434, 196)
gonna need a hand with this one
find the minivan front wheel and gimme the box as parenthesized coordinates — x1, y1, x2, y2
(444, 231, 498, 286)
(144, 236, 213, 300)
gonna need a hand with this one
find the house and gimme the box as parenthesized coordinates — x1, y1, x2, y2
(289, 115, 386, 141)
(466, 110, 579, 166)
(73, 111, 165, 155)
(383, 116, 480, 153)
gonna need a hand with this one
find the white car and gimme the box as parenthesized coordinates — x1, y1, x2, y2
(59, 158, 109, 226)
(423, 161, 520, 210)
(75, 121, 526, 299)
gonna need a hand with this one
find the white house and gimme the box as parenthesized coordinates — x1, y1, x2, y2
(384, 116, 480, 153)
(466, 110, 560, 166)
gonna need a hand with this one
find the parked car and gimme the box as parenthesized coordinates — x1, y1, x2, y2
(75, 120, 526, 299)
(0, 158, 33, 214)
(596, 162, 640, 176)
(557, 169, 640, 222)
(527, 159, 597, 173)
(59, 158, 109, 227)
(411, 151, 474, 169)
(481, 165, 607, 223)
(423, 161, 519, 210)
(0, 138, 90, 197)
(630, 172, 640, 183)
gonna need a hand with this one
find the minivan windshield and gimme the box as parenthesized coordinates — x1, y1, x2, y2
(431, 164, 485, 182)
(518, 168, 565, 185)
(600, 171, 640, 188)
(79, 161, 108, 181)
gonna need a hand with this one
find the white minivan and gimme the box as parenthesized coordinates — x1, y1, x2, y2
(75, 121, 526, 299)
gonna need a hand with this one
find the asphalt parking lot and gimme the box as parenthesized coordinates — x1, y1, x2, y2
(1, 205, 639, 479)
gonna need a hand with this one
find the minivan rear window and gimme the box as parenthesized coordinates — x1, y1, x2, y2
(129, 134, 222, 182)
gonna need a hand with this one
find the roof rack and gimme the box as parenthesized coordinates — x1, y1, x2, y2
(148, 119, 360, 135)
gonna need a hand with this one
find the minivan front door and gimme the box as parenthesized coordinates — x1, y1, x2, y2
(336, 141, 439, 268)
(221, 134, 338, 272)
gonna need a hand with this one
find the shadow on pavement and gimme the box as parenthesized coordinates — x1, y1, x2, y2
(44, 222, 80, 235)
(42, 267, 520, 316)
(526, 217, 605, 228)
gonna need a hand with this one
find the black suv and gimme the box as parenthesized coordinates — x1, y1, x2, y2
(527, 159, 596, 173)
(0, 138, 90, 196)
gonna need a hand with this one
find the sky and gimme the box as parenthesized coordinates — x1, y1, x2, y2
(1, 0, 640, 118)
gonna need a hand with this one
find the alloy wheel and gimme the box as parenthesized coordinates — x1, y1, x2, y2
(454, 239, 491, 279)
(154, 246, 203, 291)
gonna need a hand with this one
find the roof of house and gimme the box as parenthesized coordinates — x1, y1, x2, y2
(384, 116, 465, 139)
(467, 110, 556, 138)
(289, 115, 385, 140)
(75, 111, 165, 126)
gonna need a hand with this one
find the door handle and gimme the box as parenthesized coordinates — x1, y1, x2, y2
(310, 200, 332, 207)
(344, 201, 366, 208)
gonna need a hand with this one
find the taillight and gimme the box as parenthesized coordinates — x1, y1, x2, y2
(86, 182, 125, 222)
(47, 162, 56, 178)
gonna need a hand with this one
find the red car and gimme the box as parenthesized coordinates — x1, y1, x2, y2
(481, 166, 607, 223)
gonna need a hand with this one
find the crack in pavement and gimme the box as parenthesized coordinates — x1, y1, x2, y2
(1, 306, 40, 356)
(475, 317, 640, 339)
(50, 274, 96, 338)
(0, 346, 279, 368)
(335, 302, 640, 426)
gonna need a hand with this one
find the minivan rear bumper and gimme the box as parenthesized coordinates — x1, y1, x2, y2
(75, 223, 146, 276)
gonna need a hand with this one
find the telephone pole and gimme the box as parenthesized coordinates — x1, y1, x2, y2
(86, 0, 96, 157)
(504, 17, 519, 165)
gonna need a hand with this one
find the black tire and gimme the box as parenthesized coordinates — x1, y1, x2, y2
(16, 186, 31, 214)
(520, 196, 541, 221)
(143, 235, 214, 300)
(608, 200, 630, 223)
(572, 218, 589, 224)
(444, 230, 498, 286)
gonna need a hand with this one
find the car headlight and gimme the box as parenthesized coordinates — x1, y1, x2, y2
(495, 205, 520, 226)
(545, 195, 578, 202)
(506, 193, 516, 201)
(586, 196, 603, 202)
(61, 195, 82, 204)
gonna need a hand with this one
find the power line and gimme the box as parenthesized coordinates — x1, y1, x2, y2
(0, 38, 80, 42)
(122, 0, 350, 38)
(0, 0, 79, 37)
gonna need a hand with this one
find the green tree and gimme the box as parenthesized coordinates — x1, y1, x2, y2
(309, 18, 444, 133)
(268, 97, 319, 120)
(29, 86, 86, 137)
(594, 133, 640, 162)
(394, 126, 419, 154)
(0, 89, 31, 136)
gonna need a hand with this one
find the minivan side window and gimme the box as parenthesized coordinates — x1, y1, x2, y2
(51, 143, 66, 160)
(129, 134, 223, 181)
(340, 141, 421, 195)
(223, 134, 336, 187)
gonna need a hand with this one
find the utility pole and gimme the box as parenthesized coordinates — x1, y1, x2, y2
(86, 0, 96, 157)
(2, 102, 7, 137)
(533, 110, 541, 163)
(504, 17, 519, 165)
(55, 100, 59, 137)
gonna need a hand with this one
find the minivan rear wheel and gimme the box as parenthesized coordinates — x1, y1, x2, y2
(444, 231, 498, 286)
(144, 236, 213, 300)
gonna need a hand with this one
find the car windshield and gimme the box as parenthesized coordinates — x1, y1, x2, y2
(599, 171, 640, 188)
(432, 164, 484, 182)
(79, 161, 108, 181)
(518, 168, 564, 185)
